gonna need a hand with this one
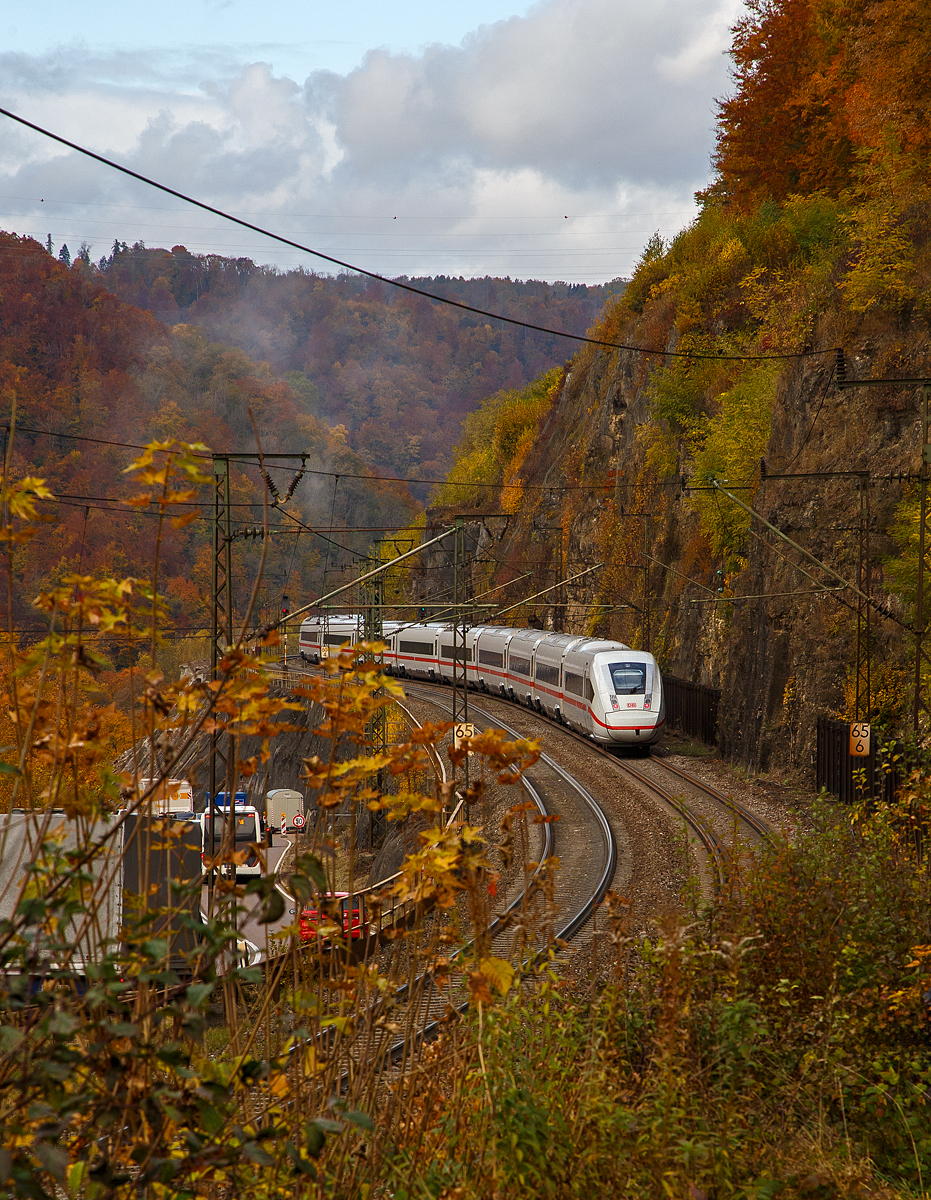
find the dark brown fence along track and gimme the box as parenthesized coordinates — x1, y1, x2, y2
(815, 715, 901, 804)
(664, 677, 721, 745)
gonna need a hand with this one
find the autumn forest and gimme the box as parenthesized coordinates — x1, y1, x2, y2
(3, 0, 931, 1194)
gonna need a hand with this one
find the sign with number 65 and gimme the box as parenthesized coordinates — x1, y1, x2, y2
(454, 722, 475, 750)
(849, 722, 871, 758)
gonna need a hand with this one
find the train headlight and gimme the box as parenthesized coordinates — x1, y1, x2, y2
(610, 695, 619, 711)
(644, 696, 651, 710)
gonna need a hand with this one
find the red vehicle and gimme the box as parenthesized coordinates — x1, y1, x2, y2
(299, 893, 368, 943)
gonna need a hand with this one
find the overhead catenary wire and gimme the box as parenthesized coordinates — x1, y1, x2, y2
(0, 105, 837, 366)
(5, 419, 682, 491)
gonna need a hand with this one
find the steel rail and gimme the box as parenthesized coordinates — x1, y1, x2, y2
(403, 676, 777, 891)
(654, 757, 774, 844)
(405, 688, 617, 942)
(384, 769, 555, 1063)
(468, 695, 726, 892)
(618, 761, 727, 888)
(387, 688, 614, 1065)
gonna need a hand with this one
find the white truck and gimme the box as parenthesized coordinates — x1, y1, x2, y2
(266, 788, 307, 834)
(134, 776, 194, 814)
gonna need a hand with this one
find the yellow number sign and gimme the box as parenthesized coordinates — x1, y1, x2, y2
(849, 722, 871, 758)
(453, 722, 475, 750)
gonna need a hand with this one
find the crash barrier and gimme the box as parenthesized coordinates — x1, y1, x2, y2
(815, 715, 901, 804)
(664, 676, 721, 745)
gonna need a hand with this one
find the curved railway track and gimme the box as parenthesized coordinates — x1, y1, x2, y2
(277, 658, 618, 948)
(402, 678, 773, 895)
(254, 658, 776, 1080)
(265, 662, 619, 1072)
(403, 688, 618, 945)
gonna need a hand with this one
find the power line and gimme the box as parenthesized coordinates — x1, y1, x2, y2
(6, 420, 677, 491)
(0, 192, 697, 221)
(0, 105, 835, 366)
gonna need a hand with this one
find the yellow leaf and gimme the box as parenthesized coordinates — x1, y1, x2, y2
(479, 955, 515, 996)
(269, 1072, 290, 1097)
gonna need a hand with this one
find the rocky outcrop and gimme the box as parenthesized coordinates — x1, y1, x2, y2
(411, 313, 929, 782)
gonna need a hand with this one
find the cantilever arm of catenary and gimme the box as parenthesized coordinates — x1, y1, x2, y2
(258, 524, 458, 636)
(490, 563, 604, 620)
(711, 481, 912, 631)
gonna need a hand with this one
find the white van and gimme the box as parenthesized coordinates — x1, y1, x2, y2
(200, 806, 264, 878)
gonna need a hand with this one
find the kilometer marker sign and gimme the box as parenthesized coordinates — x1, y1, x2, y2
(454, 722, 475, 751)
(849, 722, 871, 758)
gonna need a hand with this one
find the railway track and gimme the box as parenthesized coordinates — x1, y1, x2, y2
(365, 694, 617, 1065)
(277, 658, 617, 945)
(253, 657, 773, 1080)
(272, 660, 617, 973)
(262, 662, 617, 1072)
(403, 688, 617, 945)
(402, 679, 773, 894)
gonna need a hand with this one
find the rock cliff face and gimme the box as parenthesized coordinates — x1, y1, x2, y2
(413, 311, 929, 781)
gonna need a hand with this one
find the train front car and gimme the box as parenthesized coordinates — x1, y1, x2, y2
(588, 650, 665, 749)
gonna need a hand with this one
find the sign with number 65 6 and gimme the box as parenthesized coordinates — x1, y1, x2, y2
(454, 722, 475, 750)
(849, 722, 871, 758)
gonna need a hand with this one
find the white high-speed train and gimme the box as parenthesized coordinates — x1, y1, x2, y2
(299, 615, 664, 750)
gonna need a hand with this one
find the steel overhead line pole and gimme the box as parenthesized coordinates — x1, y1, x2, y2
(208, 456, 233, 897)
(642, 515, 652, 653)
(207, 450, 306, 899)
(209, 451, 305, 798)
(834, 355, 931, 732)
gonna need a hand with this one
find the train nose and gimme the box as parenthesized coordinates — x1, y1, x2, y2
(606, 722, 639, 742)
(603, 712, 659, 742)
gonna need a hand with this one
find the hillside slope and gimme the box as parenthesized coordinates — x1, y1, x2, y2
(420, 0, 931, 776)
(89, 245, 619, 487)
(0, 232, 414, 640)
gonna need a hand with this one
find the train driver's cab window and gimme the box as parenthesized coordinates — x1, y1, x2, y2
(607, 662, 646, 695)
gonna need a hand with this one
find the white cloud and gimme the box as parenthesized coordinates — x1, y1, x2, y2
(657, 0, 743, 82)
(0, 0, 741, 282)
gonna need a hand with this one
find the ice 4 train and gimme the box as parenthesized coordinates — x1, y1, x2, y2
(299, 616, 665, 750)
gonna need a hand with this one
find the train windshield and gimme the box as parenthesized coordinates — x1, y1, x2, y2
(606, 662, 647, 695)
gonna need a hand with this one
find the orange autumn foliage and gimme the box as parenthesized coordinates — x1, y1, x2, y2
(711, 0, 931, 208)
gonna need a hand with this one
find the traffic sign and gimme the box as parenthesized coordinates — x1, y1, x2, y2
(293, 812, 306, 829)
(454, 722, 475, 750)
(849, 721, 871, 758)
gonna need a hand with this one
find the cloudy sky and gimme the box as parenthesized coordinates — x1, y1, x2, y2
(0, 0, 743, 284)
